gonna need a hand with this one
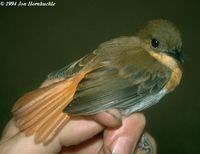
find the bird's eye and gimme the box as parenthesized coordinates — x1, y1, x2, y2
(151, 38, 159, 48)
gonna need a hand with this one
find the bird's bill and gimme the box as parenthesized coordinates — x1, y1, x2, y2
(167, 49, 184, 63)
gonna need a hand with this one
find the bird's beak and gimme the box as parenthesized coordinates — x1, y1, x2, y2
(167, 49, 184, 63)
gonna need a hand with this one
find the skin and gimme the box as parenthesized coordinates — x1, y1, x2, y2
(0, 111, 156, 154)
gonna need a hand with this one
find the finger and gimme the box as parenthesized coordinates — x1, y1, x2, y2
(92, 108, 122, 127)
(0, 117, 104, 154)
(1, 118, 19, 141)
(60, 133, 103, 154)
(0, 110, 122, 153)
(59, 109, 123, 147)
(102, 113, 146, 154)
(59, 116, 104, 147)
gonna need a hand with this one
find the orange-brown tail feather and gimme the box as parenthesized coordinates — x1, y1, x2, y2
(12, 72, 87, 144)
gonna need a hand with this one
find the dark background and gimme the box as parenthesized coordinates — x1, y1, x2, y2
(0, 0, 200, 153)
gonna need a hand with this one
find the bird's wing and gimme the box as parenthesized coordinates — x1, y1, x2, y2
(64, 64, 171, 116)
(64, 37, 172, 116)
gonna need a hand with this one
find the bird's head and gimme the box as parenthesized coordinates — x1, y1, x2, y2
(137, 19, 184, 64)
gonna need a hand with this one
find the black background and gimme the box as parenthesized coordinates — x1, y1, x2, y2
(0, 1, 200, 153)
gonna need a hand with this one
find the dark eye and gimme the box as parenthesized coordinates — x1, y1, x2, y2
(151, 38, 159, 48)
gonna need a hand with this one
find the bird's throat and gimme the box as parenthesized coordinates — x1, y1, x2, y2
(146, 49, 182, 92)
(147, 50, 178, 70)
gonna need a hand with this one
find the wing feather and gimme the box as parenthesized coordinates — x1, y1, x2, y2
(63, 37, 172, 116)
(65, 64, 170, 116)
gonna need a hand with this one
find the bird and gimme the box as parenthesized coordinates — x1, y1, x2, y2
(12, 19, 184, 144)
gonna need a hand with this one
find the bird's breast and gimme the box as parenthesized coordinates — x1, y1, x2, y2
(165, 67, 182, 92)
(146, 48, 183, 92)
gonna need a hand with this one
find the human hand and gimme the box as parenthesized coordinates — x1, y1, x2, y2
(0, 111, 156, 154)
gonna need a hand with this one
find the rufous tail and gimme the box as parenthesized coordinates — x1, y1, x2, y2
(12, 72, 87, 144)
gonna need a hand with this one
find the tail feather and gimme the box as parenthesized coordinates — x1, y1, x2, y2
(44, 115, 70, 144)
(12, 72, 87, 144)
(35, 113, 70, 144)
(16, 87, 72, 129)
(14, 87, 64, 119)
(12, 79, 72, 115)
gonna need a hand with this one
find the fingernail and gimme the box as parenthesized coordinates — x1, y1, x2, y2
(109, 136, 135, 154)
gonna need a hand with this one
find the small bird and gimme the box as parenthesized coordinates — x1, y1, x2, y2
(12, 19, 184, 144)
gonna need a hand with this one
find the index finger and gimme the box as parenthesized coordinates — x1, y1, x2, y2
(102, 113, 146, 154)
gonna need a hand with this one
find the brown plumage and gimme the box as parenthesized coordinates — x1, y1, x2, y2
(12, 19, 184, 144)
